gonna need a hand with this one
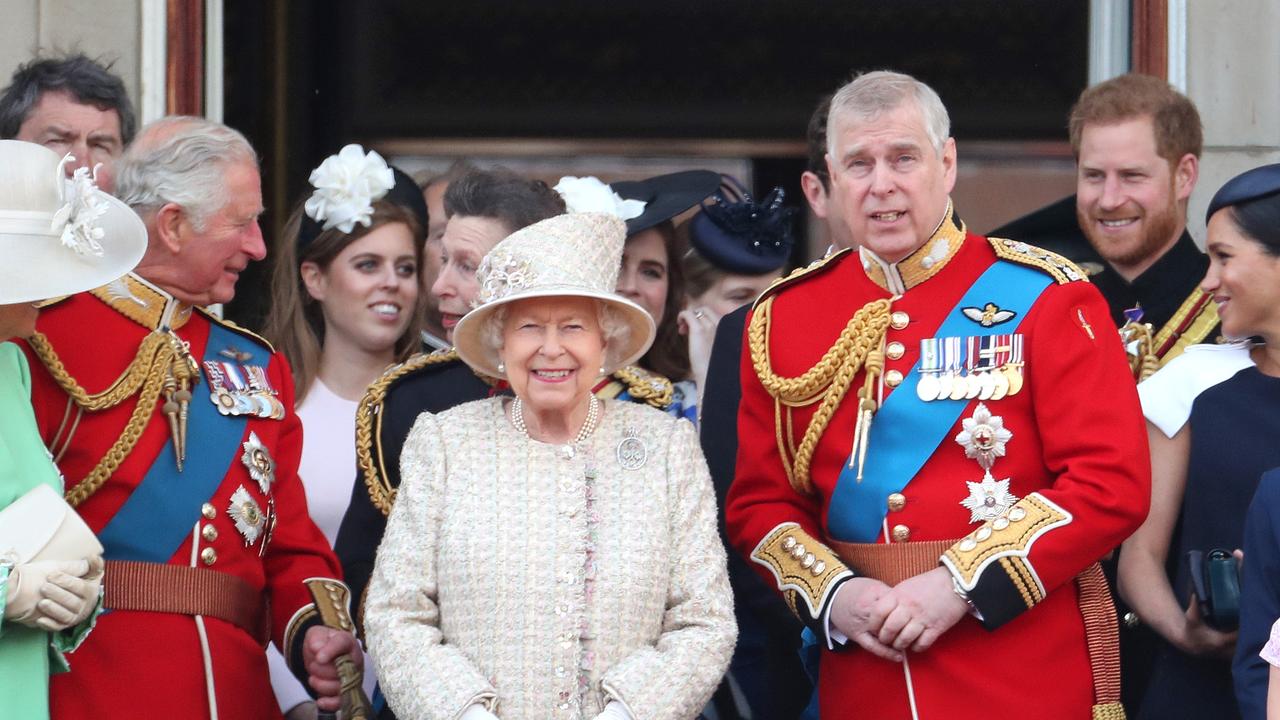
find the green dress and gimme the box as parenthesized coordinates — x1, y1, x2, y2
(0, 341, 95, 720)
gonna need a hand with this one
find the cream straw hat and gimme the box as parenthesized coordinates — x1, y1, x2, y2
(0, 140, 146, 303)
(453, 212, 655, 378)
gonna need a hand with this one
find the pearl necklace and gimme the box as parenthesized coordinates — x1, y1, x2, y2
(510, 395, 601, 446)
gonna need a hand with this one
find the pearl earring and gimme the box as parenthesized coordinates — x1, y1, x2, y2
(497, 362, 505, 374)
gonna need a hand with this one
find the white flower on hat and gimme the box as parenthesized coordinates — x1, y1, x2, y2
(554, 176, 645, 221)
(304, 144, 396, 233)
(50, 163, 108, 257)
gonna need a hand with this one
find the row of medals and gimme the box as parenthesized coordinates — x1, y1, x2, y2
(915, 335, 1024, 403)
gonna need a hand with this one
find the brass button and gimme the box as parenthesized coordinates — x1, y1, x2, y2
(201, 503, 216, 520)
(201, 524, 218, 542)
(891, 524, 911, 542)
(886, 341, 905, 360)
(890, 311, 910, 330)
(200, 547, 217, 566)
(887, 492, 906, 512)
(885, 369, 904, 387)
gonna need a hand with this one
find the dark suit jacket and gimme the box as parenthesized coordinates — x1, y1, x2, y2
(1234, 467, 1280, 720)
(335, 356, 497, 637)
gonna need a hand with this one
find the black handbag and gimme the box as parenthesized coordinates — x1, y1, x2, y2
(1186, 548, 1241, 631)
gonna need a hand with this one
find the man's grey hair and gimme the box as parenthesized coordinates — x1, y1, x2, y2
(114, 116, 258, 230)
(0, 53, 137, 143)
(826, 70, 951, 158)
(480, 299, 634, 374)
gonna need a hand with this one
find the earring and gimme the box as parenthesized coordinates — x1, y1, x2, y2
(497, 362, 505, 374)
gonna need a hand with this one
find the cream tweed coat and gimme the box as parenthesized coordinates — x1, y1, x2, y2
(365, 397, 736, 720)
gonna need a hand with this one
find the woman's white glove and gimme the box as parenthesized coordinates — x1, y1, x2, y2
(593, 701, 633, 720)
(4, 557, 102, 630)
(459, 704, 500, 720)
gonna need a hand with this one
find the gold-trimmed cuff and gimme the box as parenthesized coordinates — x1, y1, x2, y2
(942, 492, 1072, 598)
(750, 522, 853, 618)
(282, 602, 318, 671)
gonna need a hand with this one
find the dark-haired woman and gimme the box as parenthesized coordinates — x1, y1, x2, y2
(608, 171, 721, 422)
(262, 144, 429, 719)
(1120, 164, 1280, 720)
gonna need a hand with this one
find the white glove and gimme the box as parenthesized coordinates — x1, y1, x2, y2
(460, 704, 500, 720)
(4, 560, 85, 626)
(593, 701, 633, 720)
(34, 555, 102, 631)
(3, 557, 102, 631)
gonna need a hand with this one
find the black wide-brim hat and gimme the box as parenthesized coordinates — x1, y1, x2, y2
(611, 170, 722, 236)
(1206, 163, 1280, 223)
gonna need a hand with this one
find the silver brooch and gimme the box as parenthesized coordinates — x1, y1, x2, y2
(240, 432, 275, 494)
(616, 428, 647, 470)
(227, 485, 265, 546)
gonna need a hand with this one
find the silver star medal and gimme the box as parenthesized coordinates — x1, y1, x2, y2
(960, 472, 1020, 523)
(240, 432, 275, 494)
(954, 402, 1019, 523)
(227, 485, 265, 545)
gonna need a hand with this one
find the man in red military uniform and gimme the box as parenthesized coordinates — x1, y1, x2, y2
(18, 117, 360, 719)
(725, 70, 1151, 719)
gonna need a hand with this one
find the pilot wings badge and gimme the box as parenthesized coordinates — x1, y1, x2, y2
(962, 303, 1016, 328)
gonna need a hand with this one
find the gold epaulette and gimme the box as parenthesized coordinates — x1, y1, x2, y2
(987, 237, 1089, 285)
(196, 307, 275, 353)
(752, 248, 853, 310)
(355, 349, 462, 516)
(609, 365, 673, 409)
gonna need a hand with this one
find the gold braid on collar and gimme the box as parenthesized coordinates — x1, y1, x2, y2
(355, 349, 465, 516)
(28, 329, 196, 507)
(747, 296, 891, 495)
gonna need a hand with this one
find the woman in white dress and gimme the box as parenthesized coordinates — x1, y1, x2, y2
(262, 144, 428, 719)
(365, 212, 735, 720)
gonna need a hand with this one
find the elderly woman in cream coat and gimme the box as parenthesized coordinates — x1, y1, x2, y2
(364, 212, 735, 720)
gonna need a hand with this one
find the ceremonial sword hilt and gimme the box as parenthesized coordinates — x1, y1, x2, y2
(305, 578, 374, 720)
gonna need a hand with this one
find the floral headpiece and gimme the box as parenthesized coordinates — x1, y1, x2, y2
(51, 156, 108, 257)
(688, 176, 796, 275)
(304, 144, 396, 234)
(553, 176, 646, 221)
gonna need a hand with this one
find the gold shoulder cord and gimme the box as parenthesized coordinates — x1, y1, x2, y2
(609, 365, 674, 409)
(748, 296, 891, 495)
(28, 330, 193, 507)
(354, 350, 460, 516)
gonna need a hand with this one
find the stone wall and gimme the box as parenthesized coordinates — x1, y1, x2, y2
(0, 0, 141, 109)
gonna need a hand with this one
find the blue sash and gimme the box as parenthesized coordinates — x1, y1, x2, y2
(826, 262, 1051, 542)
(98, 323, 265, 561)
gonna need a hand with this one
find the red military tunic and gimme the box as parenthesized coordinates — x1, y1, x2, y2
(725, 208, 1150, 719)
(19, 274, 342, 720)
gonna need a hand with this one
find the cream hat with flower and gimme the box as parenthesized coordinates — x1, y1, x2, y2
(0, 140, 146, 303)
(453, 212, 656, 378)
